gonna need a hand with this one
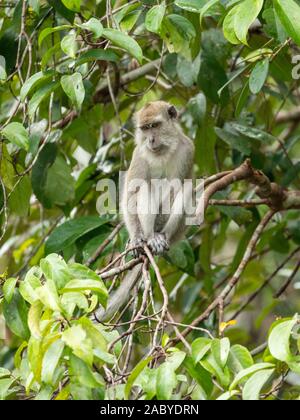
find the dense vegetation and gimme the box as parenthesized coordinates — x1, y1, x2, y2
(0, 0, 300, 400)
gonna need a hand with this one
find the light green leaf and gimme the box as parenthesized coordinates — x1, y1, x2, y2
(268, 318, 297, 362)
(75, 49, 118, 67)
(174, 0, 206, 13)
(274, 0, 300, 45)
(28, 301, 43, 338)
(242, 368, 274, 400)
(28, 81, 60, 119)
(3, 278, 18, 304)
(61, 73, 85, 110)
(249, 59, 269, 94)
(62, 0, 81, 12)
(38, 25, 72, 46)
(35, 282, 61, 312)
(62, 325, 93, 365)
(40, 254, 71, 290)
(20, 70, 55, 101)
(234, 0, 264, 45)
(0, 55, 7, 81)
(223, 6, 240, 44)
(1, 122, 29, 151)
(217, 390, 239, 400)
(145, 2, 166, 33)
(156, 362, 177, 400)
(227, 345, 253, 374)
(200, 0, 218, 25)
(77, 18, 103, 38)
(166, 350, 186, 371)
(61, 32, 78, 58)
(41, 339, 65, 384)
(102, 28, 143, 64)
(125, 357, 152, 399)
(211, 338, 230, 368)
(192, 337, 212, 364)
(230, 363, 275, 391)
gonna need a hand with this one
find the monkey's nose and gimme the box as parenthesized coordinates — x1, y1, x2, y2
(150, 138, 155, 145)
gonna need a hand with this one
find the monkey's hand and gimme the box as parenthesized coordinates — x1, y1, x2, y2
(147, 233, 169, 255)
(130, 236, 146, 258)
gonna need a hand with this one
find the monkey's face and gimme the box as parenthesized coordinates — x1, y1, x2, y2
(136, 103, 178, 154)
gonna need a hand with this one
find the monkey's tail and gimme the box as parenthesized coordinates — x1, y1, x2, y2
(94, 263, 143, 322)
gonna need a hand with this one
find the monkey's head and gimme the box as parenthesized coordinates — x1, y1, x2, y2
(135, 101, 179, 153)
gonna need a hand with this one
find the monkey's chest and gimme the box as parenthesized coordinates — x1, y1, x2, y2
(149, 160, 175, 180)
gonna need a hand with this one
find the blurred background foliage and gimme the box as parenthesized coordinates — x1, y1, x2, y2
(0, 0, 300, 400)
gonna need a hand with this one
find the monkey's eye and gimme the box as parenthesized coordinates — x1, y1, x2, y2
(141, 124, 151, 131)
(150, 122, 161, 129)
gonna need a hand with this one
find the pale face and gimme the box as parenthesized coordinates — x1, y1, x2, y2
(136, 115, 176, 153)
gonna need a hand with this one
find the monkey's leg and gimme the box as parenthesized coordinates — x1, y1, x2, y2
(137, 183, 158, 240)
(94, 263, 143, 322)
(162, 185, 191, 242)
(123, 191, 145, 256)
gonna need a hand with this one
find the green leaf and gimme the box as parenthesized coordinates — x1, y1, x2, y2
(38, 25, 72, 46)
(75, 49, 118, 67)
(174, 0, 206, 13)
(28, 301, 43, 338)
(125, 357, 152, 399)
(156, 362, 177, 400)
(8, 175, 31, 217)
(3, 290, 30, 340)
(41, 339, 65, 384)
(45, 216, 110, 255)
(28, 81, 60, 119)
(0, 55, 7, 81)
(249, 59, 269, 94)
(19, 267, 42, 305)
(61, 32, 78, 58)
(102, 28, 143, 64)
(234, 0, 264, 45)
(230, 363, 275, 391)
(62, 325, 93, 365)
(167, 14, 196, 41)
(268, 318, 297, 362)
(200, 0, 219, 25)
(20, 70, 55, 101)
(61, 73, 85, 110)
(192, 337, 212, 364)
(69, 354, 104, 388)
(40, 254, 71, 290)
(217, 390, 239, 400)
(274, 0, 300, 45)
(77, 18, 103, 38)
(242, 368, 274, 400)
(62, 0, 81, 12)
(223, 6, 240, 44)
(62, 280, 108, 303)
(184, 356, 214, 398)
(36, 282, 61, 312)
(227, 345, 253, 374)
(145, 2, 166, 33)
(211, 338, 230, 368)
(1, 122, 29, 151)
(3, 278, 18, 303)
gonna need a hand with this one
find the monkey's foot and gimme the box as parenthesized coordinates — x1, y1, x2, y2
(130, 237, 146, 258)
(147, 233, 169, 255)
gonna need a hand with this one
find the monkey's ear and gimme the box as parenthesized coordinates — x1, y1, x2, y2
(167, 105, 177, 119)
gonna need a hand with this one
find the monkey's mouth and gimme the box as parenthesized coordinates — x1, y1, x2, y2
(148, 145, 163, 153)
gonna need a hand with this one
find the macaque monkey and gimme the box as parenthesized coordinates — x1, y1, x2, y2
(95, 101, 194, 322)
